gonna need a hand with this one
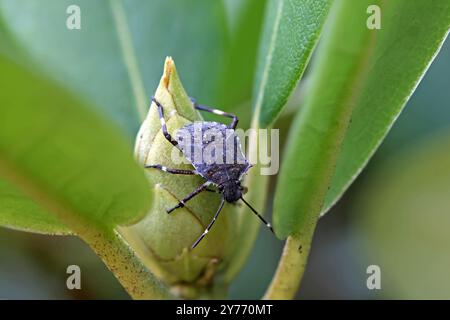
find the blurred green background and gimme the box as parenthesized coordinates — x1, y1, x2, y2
(4, 39, 449, 300)
(1, 1, 449, 299)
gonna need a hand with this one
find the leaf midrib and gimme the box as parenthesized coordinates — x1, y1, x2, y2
(0, 155, 87, 235)
(253, 0, 284, 126)
(110, 0, 148, 121)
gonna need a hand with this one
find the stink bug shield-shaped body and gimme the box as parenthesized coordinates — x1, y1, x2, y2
(176, 121, 250, 201)
(146, 97, 273, 249)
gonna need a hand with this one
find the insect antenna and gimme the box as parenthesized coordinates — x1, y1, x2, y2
(191, 197, 226, 249)
(240, 197, 274, 233)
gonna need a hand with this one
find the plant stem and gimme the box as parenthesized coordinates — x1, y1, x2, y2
(263, 226, 317, 300)
(0, 155, 172, 299)
(84, 227, 173, 299)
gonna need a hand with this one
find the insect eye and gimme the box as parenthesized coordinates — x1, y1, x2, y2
(240, 186, 248, 194)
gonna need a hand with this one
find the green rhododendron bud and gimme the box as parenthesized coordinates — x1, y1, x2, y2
(123, 57, 239, 298)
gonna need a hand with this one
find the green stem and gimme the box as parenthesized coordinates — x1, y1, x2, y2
(0, 151, 172, 299)
(84, 227, 173, 299)
(263, 229, 316, 299)
(0, 156, 172, 299)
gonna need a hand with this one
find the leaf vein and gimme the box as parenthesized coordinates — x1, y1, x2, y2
(253, 0, 284, 123)
(109, 0, 148, 121)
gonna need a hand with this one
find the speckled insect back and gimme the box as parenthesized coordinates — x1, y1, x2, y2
(175, 120, 251, 201)
(147, 97, 273, 249)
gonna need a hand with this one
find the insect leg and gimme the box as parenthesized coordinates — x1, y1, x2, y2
(145, 164, 197, 175)
(166, 182, 210, 214)
(191, 198, 226, 249)
(240, 196, 274, 233)
(190, 97, 239, 129)
(151, 97, 180, 148)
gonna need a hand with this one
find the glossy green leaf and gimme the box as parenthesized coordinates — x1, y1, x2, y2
(224, 0, 332, 281)
(0, 179, 70, 234)
(274, 0, 450, 238)
(0, 53, 151, 234)
(0, 0, 228, 138)
(253, 0, 333, 127)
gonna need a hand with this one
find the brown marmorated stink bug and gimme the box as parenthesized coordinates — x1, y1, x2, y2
(146, 97, 274, 249)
